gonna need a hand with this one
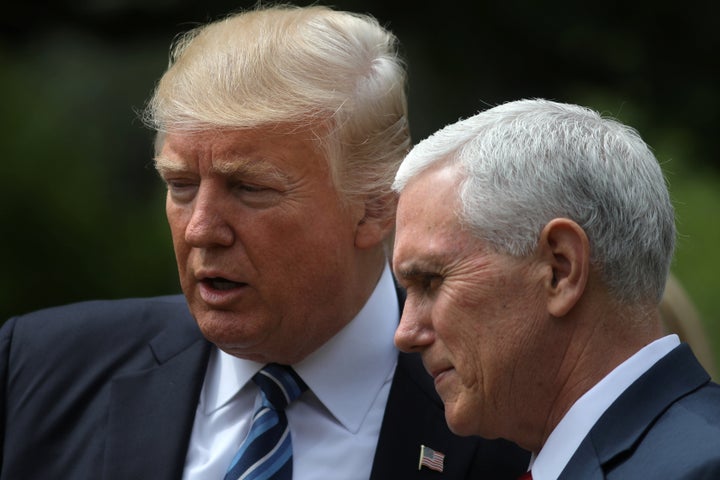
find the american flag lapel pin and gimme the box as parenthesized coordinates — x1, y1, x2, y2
(418, 444, 445, 473)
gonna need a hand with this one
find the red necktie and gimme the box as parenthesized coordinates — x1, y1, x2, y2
(518, 472, 533, 480)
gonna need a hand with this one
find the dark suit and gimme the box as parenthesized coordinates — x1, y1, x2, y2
(559, 344, 720, 479)
(1, 295, 528, 479)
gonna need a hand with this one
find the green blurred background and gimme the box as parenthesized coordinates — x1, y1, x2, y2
(2, 0, 718, 371)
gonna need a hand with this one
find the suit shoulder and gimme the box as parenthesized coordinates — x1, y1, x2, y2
(613, 381, 720, 478)
(7, 295, 188, 331)
(2, 295, 195, 359)
(662, 381, 720, 435)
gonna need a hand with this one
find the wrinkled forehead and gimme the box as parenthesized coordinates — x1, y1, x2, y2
(153, 127, 334, 191)
(394, 164, 465, 247)
(153, 122, 333, 169)
(397, 161, 463, 214)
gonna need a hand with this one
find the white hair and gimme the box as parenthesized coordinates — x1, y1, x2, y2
(394, 98, 676, 304)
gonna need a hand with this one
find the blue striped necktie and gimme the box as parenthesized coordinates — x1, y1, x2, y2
(223, 364, 308, 480)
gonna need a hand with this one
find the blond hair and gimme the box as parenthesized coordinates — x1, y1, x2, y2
(144, 5, 409, 225)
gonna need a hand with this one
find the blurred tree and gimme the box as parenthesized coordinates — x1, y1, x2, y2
(1, 0, 718, 369)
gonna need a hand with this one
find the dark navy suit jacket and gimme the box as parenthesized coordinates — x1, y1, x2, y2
(559, 343, 720, 479)
(0, 295, 528, 479)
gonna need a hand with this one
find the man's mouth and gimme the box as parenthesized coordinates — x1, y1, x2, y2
(203, 277, 245, 290)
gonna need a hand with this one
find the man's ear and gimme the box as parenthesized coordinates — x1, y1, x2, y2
(538, 218, 590, 317)
(354, 193, 398, 249)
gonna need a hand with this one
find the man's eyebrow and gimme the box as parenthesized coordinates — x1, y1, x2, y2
(154, 155, 186, 175)
(393, 259, 442, 282)
(396, 268, 430, 282)
(153, 154, 290, 183)
(211, 157, 290, 183)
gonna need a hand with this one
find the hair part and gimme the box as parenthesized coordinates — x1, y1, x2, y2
(394, 98, 676, 304)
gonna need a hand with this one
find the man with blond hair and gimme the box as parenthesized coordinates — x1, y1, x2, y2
(0, 6, 527, 480)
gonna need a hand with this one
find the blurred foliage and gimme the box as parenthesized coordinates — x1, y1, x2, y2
(1, 0, 718, 369)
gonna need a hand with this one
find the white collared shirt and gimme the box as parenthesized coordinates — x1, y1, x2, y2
(528, 334, 681, 480)
(182, 264, 400, 480)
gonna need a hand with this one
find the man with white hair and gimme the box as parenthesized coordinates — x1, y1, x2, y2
(392, 98, 720, 479)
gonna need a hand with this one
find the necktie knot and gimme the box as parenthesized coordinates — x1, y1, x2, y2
(224, 364, 307, 480)
(253, 363, 308, 411)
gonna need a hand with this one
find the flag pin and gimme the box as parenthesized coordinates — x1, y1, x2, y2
(418, 444, 445, 473)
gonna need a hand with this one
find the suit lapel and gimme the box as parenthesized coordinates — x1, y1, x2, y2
(370, 286, 476, 478)
(369, 283, 528, 479)
(559, 344, 711, 478)
(103, 312, 211, 480)
(555, 435, 606, 479)
(369, 352, 482, 479)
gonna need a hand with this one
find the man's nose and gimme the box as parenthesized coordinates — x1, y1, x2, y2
(184, 188, 235, 247)
(394, 302, 434, 353)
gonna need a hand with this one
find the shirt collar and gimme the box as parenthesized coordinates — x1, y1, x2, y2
(199, 348, 261, 416)
(199, 264, 400, 434)
(530, 334, 681, 479)
(295, 263, 399, 433)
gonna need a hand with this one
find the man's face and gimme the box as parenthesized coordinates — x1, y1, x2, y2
(393, 162, 548, 440)
(157, 126, 370, 364)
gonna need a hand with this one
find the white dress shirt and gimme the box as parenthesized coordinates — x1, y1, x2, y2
(183, 264, 400, 480)
(528, 334, 681, 480)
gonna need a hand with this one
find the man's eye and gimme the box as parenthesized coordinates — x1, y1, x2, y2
(236, 183, 267, 193)
(421, 274, 443, 292)
(167, 180, 193, 189)
(166, 180, 198, 200)
(232, 182, 283, 208)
